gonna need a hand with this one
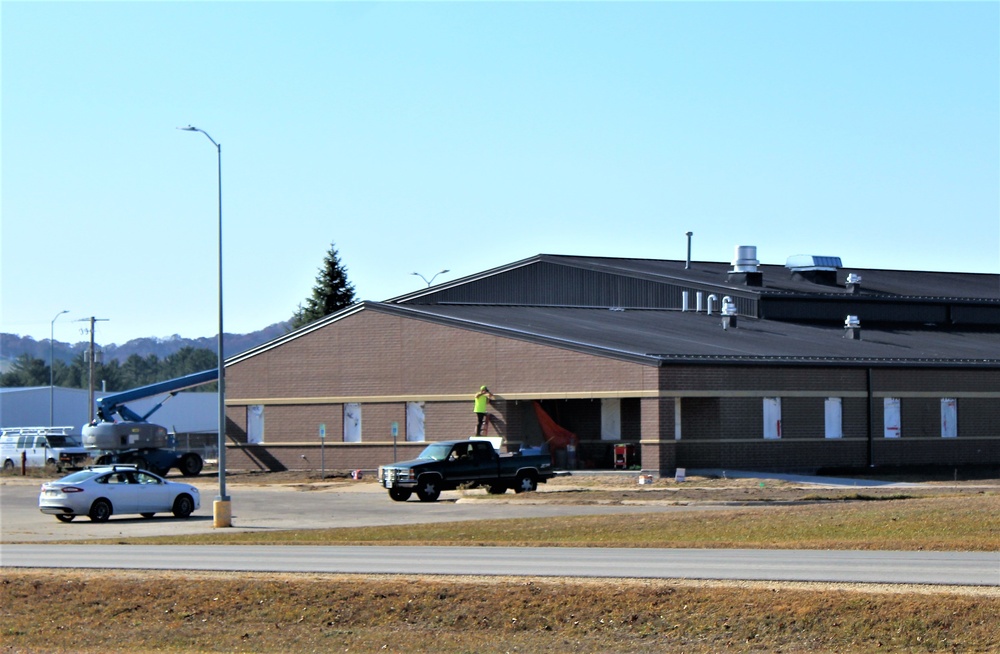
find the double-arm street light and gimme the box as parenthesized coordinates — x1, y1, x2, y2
(49, 310, 69, 426)
(412, 269, 450, 287)
(178, 125, 230, 528)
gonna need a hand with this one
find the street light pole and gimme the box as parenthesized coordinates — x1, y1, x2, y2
(49, 310, 69, 426)
(179, 124, 230, 528)
(412, 269, 450, 287)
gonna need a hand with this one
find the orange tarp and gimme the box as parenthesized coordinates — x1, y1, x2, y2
(532, 401, 577, 449)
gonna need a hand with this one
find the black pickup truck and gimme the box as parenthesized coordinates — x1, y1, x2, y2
(377, 440, 557, 502)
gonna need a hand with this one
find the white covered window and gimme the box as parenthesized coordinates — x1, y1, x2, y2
(824, 398, 843, 439)
(343, 403, 362, 442)
(884, 398, 901, 438)
(600, 398, 621, 441)
(763, 397, 782, 439)
(406, 402, 425, 442)
(247, 405, 265, 444)
(941, 398, 957, 438)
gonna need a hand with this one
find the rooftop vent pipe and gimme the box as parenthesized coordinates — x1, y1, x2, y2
(685, 231, 693, 269)
(844, 315, 861, 340)
(727, 246, 763, 286)
(846, 273, 863, 294)
(721, 297, 738, 330)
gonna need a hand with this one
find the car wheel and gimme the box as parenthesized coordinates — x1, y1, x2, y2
(486, 484, 508, 495)
(415, 477, 441, 502)
(514, 473, 537, 493)
(55, 514, 75, 523)
(172, 494, 195, 519)
(89, 499, 113, 522)
(2, 459, 13, 471)
(96, 455, 111, 465)
(179, 453, 203, 477)
(140, 513, 155, 519)
(388, 488, 412, 502)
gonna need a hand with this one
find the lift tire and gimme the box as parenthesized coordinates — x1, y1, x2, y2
(179, 453, 203, 477)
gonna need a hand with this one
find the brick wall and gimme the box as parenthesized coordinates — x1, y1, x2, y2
(222, 308, 1000, 474)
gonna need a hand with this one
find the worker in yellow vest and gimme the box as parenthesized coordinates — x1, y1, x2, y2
(474, 386, 494, 435)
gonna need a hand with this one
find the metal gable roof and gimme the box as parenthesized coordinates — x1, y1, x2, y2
(231, 254, 998, 369)
(378, 303, 1000, 368)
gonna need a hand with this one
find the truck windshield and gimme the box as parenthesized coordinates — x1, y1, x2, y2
(46, 436, 82, 448)
(417, 443, 452, 461)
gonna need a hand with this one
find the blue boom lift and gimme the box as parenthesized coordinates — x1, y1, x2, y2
(81, 368, 218, 477)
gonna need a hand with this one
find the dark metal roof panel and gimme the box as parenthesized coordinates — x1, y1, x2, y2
(383, 303, 1000, 367)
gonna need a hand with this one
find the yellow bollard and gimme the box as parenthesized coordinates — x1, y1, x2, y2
(213, 499, 232, 528)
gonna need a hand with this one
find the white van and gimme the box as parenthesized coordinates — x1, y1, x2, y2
(0, 426, 92, 471)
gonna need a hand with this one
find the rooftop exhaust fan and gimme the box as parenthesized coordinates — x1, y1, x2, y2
(727, 245, 763, 287)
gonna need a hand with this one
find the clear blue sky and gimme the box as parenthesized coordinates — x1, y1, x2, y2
(3, 1, 997, 346)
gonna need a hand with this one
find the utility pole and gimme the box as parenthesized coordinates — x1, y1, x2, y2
(78, 317, 109, 423)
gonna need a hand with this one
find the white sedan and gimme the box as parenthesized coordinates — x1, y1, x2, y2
(39, 465, 200, 522)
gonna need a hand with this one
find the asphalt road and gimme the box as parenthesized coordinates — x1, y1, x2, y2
(3, 543, 998, 586)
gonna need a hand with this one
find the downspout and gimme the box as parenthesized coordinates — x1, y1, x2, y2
(866, 368, 874, 468)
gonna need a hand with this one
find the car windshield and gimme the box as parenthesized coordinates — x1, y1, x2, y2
(55, 470, 101, 484)
(46, 436, 81, 447)
(417, 443, 453, 461)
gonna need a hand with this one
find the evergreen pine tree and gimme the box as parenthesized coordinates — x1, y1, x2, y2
(290, 242, 357, 329)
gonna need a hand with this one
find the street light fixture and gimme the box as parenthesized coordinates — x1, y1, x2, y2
(412, 269, 450, 287)
(178, 124, 230, 528)
(49, 310, 69, 426)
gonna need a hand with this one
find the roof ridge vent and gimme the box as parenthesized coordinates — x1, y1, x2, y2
(785, 254, 842, 271)
(785, 254, 843, 286)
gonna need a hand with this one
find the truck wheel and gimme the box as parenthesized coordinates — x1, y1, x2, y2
(89, 499, 113, 522)
(56, 514, 75, 523)
(514, 473, 537, 493)
(172, 494, 195, 519)
(132, 457, 149, 471)
(388, 488, 412, 502)
(96, 455, 111, 465)
(416, 477, 441, 502)
(179, 453, 203, 477)
(486, 484, 508, 495)
(2, 459, 13, 471)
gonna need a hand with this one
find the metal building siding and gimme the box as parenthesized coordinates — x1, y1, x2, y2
(404, 260, 763, 314)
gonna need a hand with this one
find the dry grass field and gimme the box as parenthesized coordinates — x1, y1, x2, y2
(3, 570, 998, 653)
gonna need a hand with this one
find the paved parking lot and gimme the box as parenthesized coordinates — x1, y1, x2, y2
(1, 474, 724, 542)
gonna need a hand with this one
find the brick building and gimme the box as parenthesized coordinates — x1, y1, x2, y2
(223, 249, 1000, 475)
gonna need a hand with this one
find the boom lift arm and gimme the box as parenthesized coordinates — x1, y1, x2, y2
(94, 368, 218, 424)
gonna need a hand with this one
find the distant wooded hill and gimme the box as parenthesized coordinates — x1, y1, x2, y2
(0, 322, 290, 373)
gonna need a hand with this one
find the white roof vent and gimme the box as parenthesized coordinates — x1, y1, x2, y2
(730, 246, 759, 272)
